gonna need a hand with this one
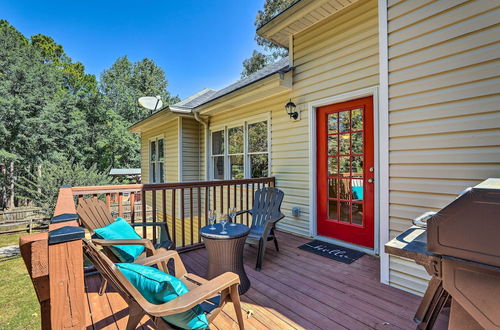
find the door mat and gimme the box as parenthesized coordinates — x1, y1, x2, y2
(298, 240, 365, 264)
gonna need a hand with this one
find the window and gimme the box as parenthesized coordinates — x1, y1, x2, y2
(211, 130, 224, 180)
(150, 137, 165, 183)
(210, 119, 269, 180)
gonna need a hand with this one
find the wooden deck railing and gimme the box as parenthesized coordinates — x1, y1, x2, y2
(72, 177, 275, 250)
(19, 177, 275, 328)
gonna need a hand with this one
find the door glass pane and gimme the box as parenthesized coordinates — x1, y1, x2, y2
(352, 203, 363, 225)
(159, 162, 164, 183)
(328, 157, 337, 176)
(351, 156, 363, 175)
(340, 201, 350, 222)
(248, 121, 268, 153)
(328, 113, 338, 133)
(213, 156, 224, 179)
(339, 111, 350, 132)
(328, 178, 338, 198)
(212, 131, 224, 155)
(339, 156, 350, 176)
(151, 163, 156, 183)
(352, 108, 363, 131)
(351, 179, 363, 201)
(352, 132, 363, 154)
(230, 155, 244, 179)
(328, 200, 338, 220)
(157, 139, 164, 161)
(328, 135, 338, 155)
(150, 141, 156, 161)
(340, 178, 350, 200)
(228, 126, 243, 154)
(249, 154, 268, 178)
(339, 134, 350, 155)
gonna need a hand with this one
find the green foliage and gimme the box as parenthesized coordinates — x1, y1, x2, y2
(0, 20, 177, 209)
(17, 157, 114, 216)
(241, 50, 273, 78)
(241, 0, 296, 77)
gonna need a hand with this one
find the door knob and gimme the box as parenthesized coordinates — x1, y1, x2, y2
(368, 178, 374, 183)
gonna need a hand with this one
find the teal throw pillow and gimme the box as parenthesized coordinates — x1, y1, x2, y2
(94, 217, 145, 262)
(117, 263, 209, 329)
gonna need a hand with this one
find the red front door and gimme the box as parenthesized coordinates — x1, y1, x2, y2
(317, 96, 374, 248)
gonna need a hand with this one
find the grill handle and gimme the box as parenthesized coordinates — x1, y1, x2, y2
(412, 211, 437, 228)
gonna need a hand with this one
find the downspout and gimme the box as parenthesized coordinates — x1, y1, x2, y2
(193, 110, 210, 180)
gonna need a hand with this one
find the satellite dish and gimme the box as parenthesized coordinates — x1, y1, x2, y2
(138, 96, 163, 112)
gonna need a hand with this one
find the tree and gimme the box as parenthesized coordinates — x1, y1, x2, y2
(17, 157, 114, 216)
(241, 50, 273, 78)
(241, 0, 296, 77)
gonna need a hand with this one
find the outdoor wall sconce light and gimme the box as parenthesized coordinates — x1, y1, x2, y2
(285, 99, 299, 120)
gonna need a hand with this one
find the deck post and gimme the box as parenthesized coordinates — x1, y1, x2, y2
(47, 185, 86, 329)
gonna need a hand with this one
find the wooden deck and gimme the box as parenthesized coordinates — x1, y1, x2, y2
(84, 231, 449, 329)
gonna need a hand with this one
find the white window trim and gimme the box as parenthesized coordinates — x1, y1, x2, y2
(209, 112, 271, 180)
(307, 87, 383, 258)
(149, 134, 165, 184)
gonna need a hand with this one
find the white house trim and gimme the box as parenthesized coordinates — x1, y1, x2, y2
(307, 86, 384, 258)
(378, 0, 390, 285)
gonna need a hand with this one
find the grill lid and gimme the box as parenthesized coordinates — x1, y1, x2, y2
(427, 178, 500, 267)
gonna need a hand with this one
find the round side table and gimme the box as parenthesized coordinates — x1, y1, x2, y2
(200, 223, 250, 295)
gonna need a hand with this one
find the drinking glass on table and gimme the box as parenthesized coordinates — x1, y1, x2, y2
(229, 207, 237, 226)
(208, 210, 216, 230)
(220, 214, 228, 235)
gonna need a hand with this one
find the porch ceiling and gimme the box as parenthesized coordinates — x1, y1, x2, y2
(257, 0, 361, 47)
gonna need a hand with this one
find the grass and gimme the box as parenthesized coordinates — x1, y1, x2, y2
(0, 231, 27, 247)
(0, 256, 40, 329)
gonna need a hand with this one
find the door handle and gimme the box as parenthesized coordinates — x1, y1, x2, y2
(368, 178, 374, 184)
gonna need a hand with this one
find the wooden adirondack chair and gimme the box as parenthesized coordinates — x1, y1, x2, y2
(77, 198, 175, 260)
(83, 238, 245, 330)
(237, 187, 285, 271)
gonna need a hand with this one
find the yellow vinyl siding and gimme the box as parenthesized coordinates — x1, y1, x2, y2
(140, 118, 179, 184)
(203, 0, 379, 237)
(387, 0, 500, 294)
(181, 117, 201, 181)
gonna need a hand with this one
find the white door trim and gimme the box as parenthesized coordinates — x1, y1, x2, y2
(378, 0, 390, 285)
(307, 86, 384, 257)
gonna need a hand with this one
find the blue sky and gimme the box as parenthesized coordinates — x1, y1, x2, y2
(0, 0, 265, 99)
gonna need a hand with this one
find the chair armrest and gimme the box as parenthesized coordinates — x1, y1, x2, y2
(269, 213, 285, 224)
(145, 272, 240, 317)
(236, 209, 251, 216)
(133, 250, 179, 266)
(130, 222, 168, 227)
(92, 238, 156, 256)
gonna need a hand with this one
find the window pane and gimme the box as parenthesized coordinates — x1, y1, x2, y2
(212, 131, 224, 155)
(230, 155, 244, 179)
(352, 108, 363, 131)
(352, 156, 363, 175)
(340, 178, 350, 200)
(151, 163, 156, 183)
(157, 139, 164, 161)
(249, 154, 268, 178)
(248, 121, 268, 153)
(228, 126, 243, 154)
(352, 132, 363, 154)
(340, 202, 350, 222)
(213, 156, 224, 179)
(159, 162, 165, 183)
(339, 156, 350, 176)
(328, 200, 338, 220)
(328, 135, 338, 155)
(328, 157, 338, 176)
(339, 111, 350, 132)
(328, 113, 338, 133)
(328, 178, 338, 198)
(351, 179, 363, 201)
(150, 141, 156, 161)
(352, 203, 363, 225)
(339, 134, 350, 155)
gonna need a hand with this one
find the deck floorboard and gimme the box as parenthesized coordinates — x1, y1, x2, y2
(84, 231, 448, 329)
